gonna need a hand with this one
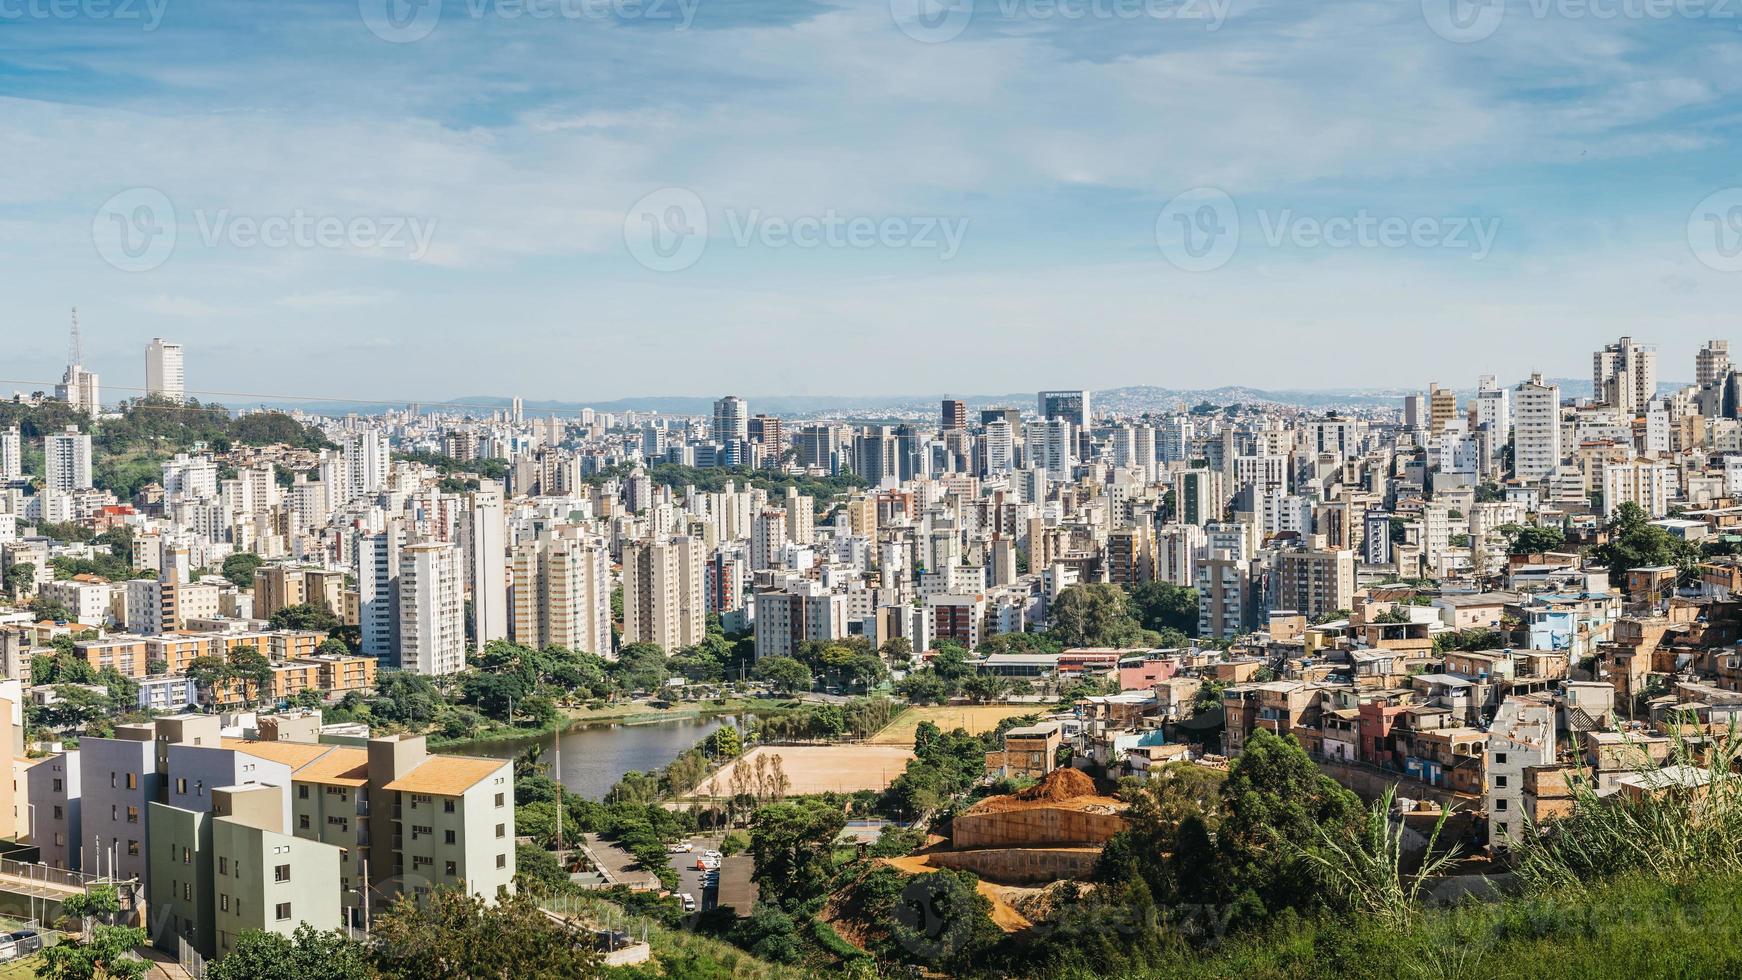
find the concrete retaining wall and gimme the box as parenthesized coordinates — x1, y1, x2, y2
(927, 847, 1101, 885)
(952, 805, 1126, 850)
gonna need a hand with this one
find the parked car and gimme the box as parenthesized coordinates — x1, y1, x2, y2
(680, 893, 697, 912)
(6, 931, 39, 956)
(667, 841, 693, 854)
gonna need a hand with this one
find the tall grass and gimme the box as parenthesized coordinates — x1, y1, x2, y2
(1513, 718, 1742, 893)
(1298, 785, 1463, 926)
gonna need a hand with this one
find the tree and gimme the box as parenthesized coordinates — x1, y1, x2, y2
(887, 869, 1001, 973)
(207, 925, 370, 980)
(268, 602, 340, 633)
(35, 924, 149, 980)
(1498, 522, 1566, 556)
(1126, 581, 1199, 637)
(1596, 502, 1697, 577)
(221, 552, 264, 588)
(1048, 583, 1144, 648)
(754, 656, 812, 694)
(4, 561, 36, 599)
(749, 798, 846, 908)
(1212, 728, 1361, 925)
(369, 887, 601, 980)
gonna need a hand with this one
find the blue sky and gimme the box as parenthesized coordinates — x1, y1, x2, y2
(4, 0, 1742, 403)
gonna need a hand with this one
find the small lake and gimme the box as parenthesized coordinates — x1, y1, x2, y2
(463, 713, 748, 801)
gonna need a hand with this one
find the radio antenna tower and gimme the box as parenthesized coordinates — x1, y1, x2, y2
(68, 307, 83, 369)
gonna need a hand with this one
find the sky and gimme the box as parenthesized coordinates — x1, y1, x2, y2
(4, 0, 1742, 405)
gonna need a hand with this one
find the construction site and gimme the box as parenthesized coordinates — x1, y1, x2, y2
(926, 768, 1128, 885)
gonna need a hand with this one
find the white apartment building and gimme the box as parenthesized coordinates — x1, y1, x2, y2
(1593, 336, 1657, 414)
(1513, 374, 1562, 481)
(510, 529, 612, 657)
(1603, 458, 1671, 518)
(1486, 698, 1555, 850)
(45, 426, 93, 492)
(0, 427, 19, 482)
(145, 338, 185, 401)
(398, 543, 465, 675)
(463, 486, 508, 647)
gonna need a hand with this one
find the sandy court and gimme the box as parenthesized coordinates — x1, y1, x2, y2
(695, 744, 915, 796)
(868, 704, 1039, 745)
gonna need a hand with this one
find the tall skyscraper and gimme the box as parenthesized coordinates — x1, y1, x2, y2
(463, 483, 508, 647)
(622, 535, 705, 653)
(398, 542, 465, 675)
(1513, 373, 1562, 481)
(341, 429, 390, 504)
(357, 523, 403, 661)
(1698, 340, 1731, 389)
(712, 396, 749, 445)
(145, 338, 185, 402)
(1428, 383, 1458, 434)
(0, 427, 19, 482)
(983, 420, 1014, 474)
(45, 425, 93, 492)
(1593, 336, 1657, 414)
(940, 399, 967, 430)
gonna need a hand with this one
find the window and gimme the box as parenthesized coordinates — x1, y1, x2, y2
(298, 786, 309, 800)
(220, 894, 229, 912)
(176, 778, 187, 794)
(1495, 752, 1509, 764)
(445, 860, 457, 877)
(496, 853, 507, 869)
(218, 857, 228, 876)
(445, 830, 456, 845)
(444, 799, 456, 813)
(494, 793, 505, 808)
(276, 903, 292, 922)
(52, 779, 62, 793)
(126, 773, 137, 790)
(412, 825, 432, 840)
(53, 805, 62, 820)
(128, 840, 139, 857)
(274, 864, 291, 883)
(183, 882, 192, 900)
(126, 806, 139, 825)
(299, 815, 311, 830)
(1495, 775, 1508, 788)
(495, 823, 505, 839)
(413, 855, 432, 868)
(1495, 798, 1509, 811)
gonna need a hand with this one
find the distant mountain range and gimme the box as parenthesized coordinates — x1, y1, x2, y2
(259, 378, 1691, 419)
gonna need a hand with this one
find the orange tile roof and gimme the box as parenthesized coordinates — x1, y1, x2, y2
(292, 747, 370, 787)
(219, 738, 334, 770)
(381, 756, 509, 796)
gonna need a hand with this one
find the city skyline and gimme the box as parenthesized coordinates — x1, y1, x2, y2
(8, 2, 1742, 397)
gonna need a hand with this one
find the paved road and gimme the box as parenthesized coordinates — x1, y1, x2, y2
(582, 834, 658, 890)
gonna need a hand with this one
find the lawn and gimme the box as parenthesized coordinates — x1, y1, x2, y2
(867, 704, 1039, 745)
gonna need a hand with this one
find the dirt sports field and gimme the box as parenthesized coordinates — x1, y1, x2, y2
(868, 705, 1039, 745)
(694, 745, 916, 796)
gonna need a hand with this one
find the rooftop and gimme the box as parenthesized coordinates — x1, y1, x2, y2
(382, 755, 509, 796)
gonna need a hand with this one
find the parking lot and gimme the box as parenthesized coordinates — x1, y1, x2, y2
(666, 834, 724, 912)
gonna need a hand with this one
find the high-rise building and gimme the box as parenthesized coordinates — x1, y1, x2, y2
(1513, 373, 1562, 481)
(1038, 390, 1091, 456)
(983, 420, 1015, 474)
(357, 524, 403, 662)
(145, 338, 185, 402)
(45, 425, 93, 492)
(0, 427, 19, 482)
(510, 530, 612, 657)
(1428, 383, 1458, 434)
(341, 429, 390, 504)
(1593, 336, 1657, 414)
(463, 485, 508, 647)
(1274, 540, 1357, 622)
(712, 396, 749, 445)
(622, 535, 705, 653)
(852, 426, 897, 486)
(1473, 376, 1511, 441)
(397, 542, 465, 675)
(1698, 340, 1731, 389)
(940, 399, 967, 430)
(1173, 468, 1224, 526)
